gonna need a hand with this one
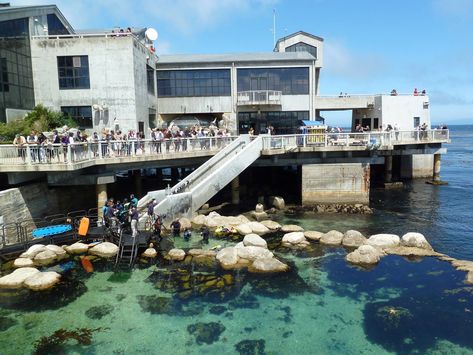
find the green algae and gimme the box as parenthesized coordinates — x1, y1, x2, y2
(85, 304, 114, 320)
(234, 339, 266, 355)
(187, 321, 225, 345)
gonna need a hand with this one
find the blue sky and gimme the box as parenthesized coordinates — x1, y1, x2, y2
(15, 0, 473, 124)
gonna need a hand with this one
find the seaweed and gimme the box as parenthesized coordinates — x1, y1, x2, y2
(85, 304, 114, 320)
(187, 321, 226, 345)
(234, 339, 266, 355)
(0, 315, 17, 331)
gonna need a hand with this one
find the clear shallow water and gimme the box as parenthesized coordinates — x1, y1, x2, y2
(1, 125, 472, 354)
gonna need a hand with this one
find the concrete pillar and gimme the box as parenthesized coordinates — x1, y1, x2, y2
(97, 183, 107, 223)
(384, 155, 393, 183)
(171, 168, 179, 185)
(231, 176, 240, 205)
(433, 154, 441, 182)
(133, 170, 142, 197)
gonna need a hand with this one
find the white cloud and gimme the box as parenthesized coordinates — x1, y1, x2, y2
(432, 0, 473, 18)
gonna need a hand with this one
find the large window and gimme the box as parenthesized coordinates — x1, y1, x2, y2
(286, 42, 317, 59)
(238, 111, 309, 134)
(57, 56, 90, 89)
(47, 14, 69, 36)
(147, 65, 155, 95)
(157, 69, 231, 97)
(61, 106, 93, 128)
(0, 58, 8, 92)
(237, 67, 309, 95)
(0, 18, 28, 37)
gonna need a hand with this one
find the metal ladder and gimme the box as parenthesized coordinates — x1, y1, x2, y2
(114, 228, 139, 267)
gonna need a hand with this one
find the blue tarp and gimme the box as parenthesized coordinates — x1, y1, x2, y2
(32, 224, 73, 238)
(301, 120, 323, 127)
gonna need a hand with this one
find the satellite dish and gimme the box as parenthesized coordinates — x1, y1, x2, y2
(145, 28, 158, 41)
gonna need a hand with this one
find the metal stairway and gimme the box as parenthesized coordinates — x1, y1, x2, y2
(138, 135, 263, 223)
(113, 227, 139, 267)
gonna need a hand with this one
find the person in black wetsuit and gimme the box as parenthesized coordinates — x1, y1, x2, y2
(170, 219, 181, 237)
(201, 226, 210, 244)
(183, 228, 191, 241)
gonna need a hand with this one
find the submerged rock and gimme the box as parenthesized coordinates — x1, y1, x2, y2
(260, 220, 281, 230)
(85, 305, 114, 320)
(23, 271, 61, 291)
(235, 339, 266, 355)
(188, 249, 217, 258)
(187, 322, 226, 345)
(467, 271, 473, 285)
(89, 242, 119, 258)
(320, 230, 344, 245)
(248, 257, 289, 273)
(243, 234, 268, 249)
(342, 230, 367, 247)
(281, 224, 304, 233)
(304, 230, 324, 241)
(385, 247, 441, 257)
(167, 248, 186, 261)
(400, 232, 433, 250)
(346, 245, 383, 265)
(367, 234, 400, 248)
(0, 267, 39, 289)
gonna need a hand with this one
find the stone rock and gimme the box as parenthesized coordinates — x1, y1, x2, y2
(188, 249, 217, 257)
(201, 203, 210, 210)
(142, 248, 157, 258)
(234, 242, 245, 249)
(24, 271, 61, 291)
(45, 245, 68, 259)
(385, 247, 441, 257)
(179, 217, 192, 230)
(13, 257, 35, 268)
(260, 220, 281, 230)
(216, 247, 239, 269)
(320, 230, 344, 245)
(191, 214, 207, 227)
(367, 234, 400, 248)
(400, 232, 433, 250)
(33, 249, 58, 266)
(450, 259, 473, 272)
(89, 242, 119, 258)
(167, 248, 186, 261)
(208, 211, 221, 218)
(342, 230, 367, 247)
(270, 196, 285, 210)
(243, 234, 268, 249)
(251, 211, 268, 221)
(466, 271, 473, 285)
(304, 230, 324, 241)
(247, 222, 270, 235)
(249, 257, 289, 273)
(237, 246, 273, 261)
(65, 242, 89, 254)
(236, 223, 252, 236)
(0, 267, 39, 289)
(20, 244, 46, 259)
(282, 232, 306, 245)
(346, 245, 383, 265)
(281, 224, 304, 233)
(255, 203, 264, 213)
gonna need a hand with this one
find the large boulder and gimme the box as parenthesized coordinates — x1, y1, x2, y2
(269, 196, 285, 210)
(65, 242, 89, 254)
(191, 214, 207, 227)
(20, 244, 46, 259)
(282, 232, 310, 248)
(167, 248, 186, 261)
(236, 223, 252, 236)
(260, 220, 281, 230)
(367, 234, 400, 248)
(0, 267, 39, 289)
(13, 257, 35, 268)
(247, 222, 270, 235)
(89, 242, 119, 258)
(243, 234, 268, 249)
(236, 246, 273, 261)
(346, 245, 383, 265)
(45, 245, 68, 260)
(342, 230, 367, 248)
(33, 250, 58, 266)
(400, 232, 433, 250)
(24, 271, 61, 291)
(320, 230, 344, 245)
(188, 249, 217, 257)
(216, 247, 239, 269)
(304, 231, 324, 241)
(281, 224, 304, 233)
(249, 258, 289, 273)
(251, 211, 268, 221)
(179, 217, 192, 230)
(142, 244, 158, 258)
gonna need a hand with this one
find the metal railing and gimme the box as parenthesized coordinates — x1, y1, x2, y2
(0, 136, 238, 167)
(260, 129, 449, 150)
(237, 90, 282, 105)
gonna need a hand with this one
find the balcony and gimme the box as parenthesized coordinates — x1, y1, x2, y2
(237, 90, 282, 106)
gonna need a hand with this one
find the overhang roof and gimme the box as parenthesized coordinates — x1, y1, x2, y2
(274, 30, 324, 50)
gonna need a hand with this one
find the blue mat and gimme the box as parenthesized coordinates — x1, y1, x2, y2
(32, 224, 73, 238)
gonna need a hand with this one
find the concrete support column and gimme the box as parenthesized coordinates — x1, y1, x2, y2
(231, 176, 240, 205)
(97, 183, 108, 223)
(433, 154, 441, 182)
(384, 155, 393, 183)
(171, 168, 179, 185)
(133, 170, 142, 197)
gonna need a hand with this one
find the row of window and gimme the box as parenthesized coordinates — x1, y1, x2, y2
(237, 68, 309, 95)
(238, 111, 309, 134)
(61, 106, 93, 128)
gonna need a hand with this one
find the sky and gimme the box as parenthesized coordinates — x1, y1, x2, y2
(13, 0, 473, 125)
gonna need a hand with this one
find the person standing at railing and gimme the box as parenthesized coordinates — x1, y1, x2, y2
(156, 129, 164, 154)
(13, 134, 27, 163)
(26, 130, 38, 163)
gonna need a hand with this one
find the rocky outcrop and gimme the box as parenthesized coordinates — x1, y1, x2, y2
(188, 249, 217, 258)
(216, 247, 239, 269)
(248, 257, 289, 273)
(20, 244, 46, 259)
(281, 225, 304, 233)
(202, 212, 250, 229)
(304, 231, 324, 241)
(167, 248, 186, 261)
(0, 267, 40, 289)
(191, 214, 207, 228)
(89, 242, 119, 258)
(236, 245, 273, 261)
(320, 230, 344, 245)
(243, 234, 268, 249)
(367, 234, 400, 248)
(260, 220, 281, 231)
(282, 232, 310, 249)
(179, 217, 192, 230)
(467, 271, 473, 285)
(251, 211, 269, 221)
(400, 232, 433, 250)
(23, 271, 61, 291)
(236, 224, 252, 236)
(385, 247, 441, 257)
(45, 245, 68, 260)
(269, 196, 285, 210)
(236, 222, 270, 236)
(342, 230, 367, 248)
(33, 249, 58, 266)
(64, 242, 89, 254)
(142, 244, 158, 258)
(346, 245, 383, 265)
(13, 257, 34, 268)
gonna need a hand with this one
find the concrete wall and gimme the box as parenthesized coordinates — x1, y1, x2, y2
(378, 95, 430, 130)
(158, 96, 233, 115)
(301, 163, 370, 204)
(400, 154, 434, 179)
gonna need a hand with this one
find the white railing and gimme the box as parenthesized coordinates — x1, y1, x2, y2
(260, 129, 449, 150)
(0, 136, 238, 167)
(237, 90, 282, 106)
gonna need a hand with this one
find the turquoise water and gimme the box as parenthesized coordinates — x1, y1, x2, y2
(1, 125, 473, 354)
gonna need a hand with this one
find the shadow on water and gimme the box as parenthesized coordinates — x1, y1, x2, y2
(323, 254, 473, 353)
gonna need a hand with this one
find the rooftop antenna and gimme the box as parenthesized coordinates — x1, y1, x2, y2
(273, 8, 276, 47)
